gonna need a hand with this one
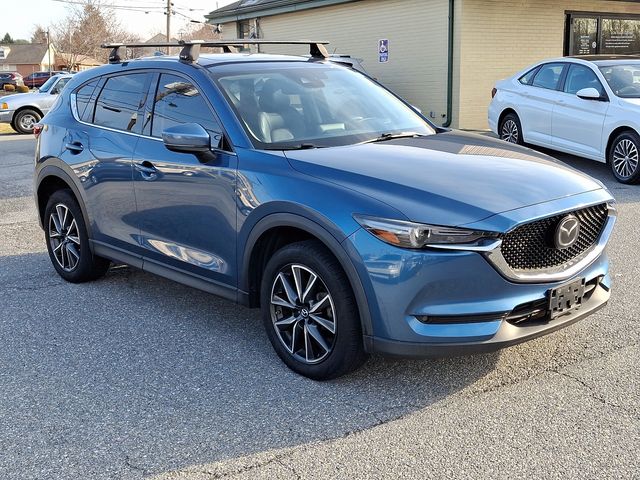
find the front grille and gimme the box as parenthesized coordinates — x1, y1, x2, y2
(500, 203, 609, 270)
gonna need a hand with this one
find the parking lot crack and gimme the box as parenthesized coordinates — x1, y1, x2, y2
(275, 458, 302, 480)
(551, 370, 639, 419)
(124, 455, 149, 475)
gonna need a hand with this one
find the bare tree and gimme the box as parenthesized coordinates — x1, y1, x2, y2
(52, 0, 137, 69)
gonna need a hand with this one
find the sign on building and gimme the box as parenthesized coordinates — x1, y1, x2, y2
(378, 39, 389, 63)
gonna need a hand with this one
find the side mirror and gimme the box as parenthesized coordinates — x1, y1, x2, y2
(576, 87, 604, 101)
(162, 123, 211, 153)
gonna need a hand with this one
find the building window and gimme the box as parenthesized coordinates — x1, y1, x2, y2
(0, 48, 5, 59)
(566, 13, 640, 55)
(238, 20, 251, 39)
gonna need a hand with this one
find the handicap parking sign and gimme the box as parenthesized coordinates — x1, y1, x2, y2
(378, 39, 389, 63)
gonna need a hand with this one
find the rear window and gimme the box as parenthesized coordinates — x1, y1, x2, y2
(94, 73, 150, 133)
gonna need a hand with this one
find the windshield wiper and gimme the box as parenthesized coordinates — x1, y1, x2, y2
(363, 132, 427, 144)
(265, 143, 324, 151)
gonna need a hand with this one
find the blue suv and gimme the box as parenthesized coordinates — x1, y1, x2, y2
(34, 40, 616, 379)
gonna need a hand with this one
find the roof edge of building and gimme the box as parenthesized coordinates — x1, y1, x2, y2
(205, 0, 360, 24)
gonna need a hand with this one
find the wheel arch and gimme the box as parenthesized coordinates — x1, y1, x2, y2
(240, 211, 374, 337)
(15, 104, 44, 119)
(498, 108, 519, 128)
(35, 165, 94, 242)
(605, 126, 639, 164)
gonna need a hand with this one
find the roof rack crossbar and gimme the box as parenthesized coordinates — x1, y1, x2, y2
(101, 40, 330, 64)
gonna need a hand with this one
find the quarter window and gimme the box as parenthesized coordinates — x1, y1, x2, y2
(519, 67, 539, 85)
(532, 63, 565, 90)
(150, 73, 222, 147)
(94, 73, 150, 133)
(75, 78, 100, 122)
(564, 64, 605, 96)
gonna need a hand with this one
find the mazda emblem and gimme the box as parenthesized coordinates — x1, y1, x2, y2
(555, 215, 581, 249)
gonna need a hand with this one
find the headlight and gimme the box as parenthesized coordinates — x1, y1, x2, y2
(353, 214, 499, 249)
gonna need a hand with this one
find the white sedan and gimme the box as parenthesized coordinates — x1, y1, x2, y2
(489, 56, 640, 184)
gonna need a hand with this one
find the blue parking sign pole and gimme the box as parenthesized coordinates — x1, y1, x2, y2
(378, 39, 389, 63)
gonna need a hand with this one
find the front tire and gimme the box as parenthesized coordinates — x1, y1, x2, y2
(260, 240, 367, 380)
(44, 190, 110, 283)
(609, 131, 640, 184)
(499, 112, 524, 145)
(13, 109, 41, 134)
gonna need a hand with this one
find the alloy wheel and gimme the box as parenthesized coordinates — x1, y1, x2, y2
(18, 113, 37, 131)
(501, 119, 519, 144)
(48, 203, 81, 272)
(612, 138, 639, 179)
(270, 264, 336, 364)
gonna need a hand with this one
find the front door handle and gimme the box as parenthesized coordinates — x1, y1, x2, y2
(134, 161, 158, 180)
(65, 142, 84, 153)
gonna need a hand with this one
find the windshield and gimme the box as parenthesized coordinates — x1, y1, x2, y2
(209, 62, 435, 148)
(599, 64, 640, 98)
(39, 75, 69, 93)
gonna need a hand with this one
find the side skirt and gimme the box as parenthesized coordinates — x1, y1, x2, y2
(91, 240, 239, 304)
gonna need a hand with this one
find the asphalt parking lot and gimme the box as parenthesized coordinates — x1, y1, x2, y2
(1, 132, 638, 479)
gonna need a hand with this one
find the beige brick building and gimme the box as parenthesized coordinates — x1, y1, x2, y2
(206, 0, 640, 129)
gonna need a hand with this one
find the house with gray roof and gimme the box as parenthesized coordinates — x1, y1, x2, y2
(0, 43, 55, 77)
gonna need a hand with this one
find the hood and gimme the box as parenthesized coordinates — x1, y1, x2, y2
(618, 97, 640, 108)
(284, 131, 603, 227)
(4, 92, 55, 107)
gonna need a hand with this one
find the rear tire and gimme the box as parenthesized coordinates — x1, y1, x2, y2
(44, 189, 110, 283)
(13, 109, 41, 134)
(260, 240, 368, 380)
(608, 131, 640, 184)
(499, 112, 524, 145)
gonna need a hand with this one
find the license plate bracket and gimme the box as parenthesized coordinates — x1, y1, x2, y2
(548, 278, 585, 319)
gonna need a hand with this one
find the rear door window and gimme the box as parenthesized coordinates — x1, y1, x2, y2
(532, 63, 566, 90)
(94, 73, 150, 133)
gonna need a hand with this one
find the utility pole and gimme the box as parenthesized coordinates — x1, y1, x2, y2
(166, 0, 172, 54)
(47, 29, 52, 74)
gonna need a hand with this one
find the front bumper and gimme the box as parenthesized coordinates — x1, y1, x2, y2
(0, 110, 14, 123)
(344, 192, 614, 358)
(365, 279, 609, 357)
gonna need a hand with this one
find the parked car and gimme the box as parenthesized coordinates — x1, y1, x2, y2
(0, 72, 24, 89)
(489, 55, 640, 184)
(23, 70, 67, 89)
(0, 74, 72, 134)
(34, 42, 615, 379)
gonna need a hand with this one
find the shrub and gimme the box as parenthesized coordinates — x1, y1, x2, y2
(3, 84, 16, 92)
(16, 85, 29, 93)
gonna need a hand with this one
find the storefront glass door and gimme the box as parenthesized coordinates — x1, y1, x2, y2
(566, 13, 640, 56)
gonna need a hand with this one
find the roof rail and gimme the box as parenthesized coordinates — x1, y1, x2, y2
(100, 40, 330, 64)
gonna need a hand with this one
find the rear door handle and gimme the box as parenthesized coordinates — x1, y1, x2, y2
(65, 142, 84, 153)
(134, 160, 158, 180)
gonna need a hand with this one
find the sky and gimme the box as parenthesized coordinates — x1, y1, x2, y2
(4, 0, 238, 42)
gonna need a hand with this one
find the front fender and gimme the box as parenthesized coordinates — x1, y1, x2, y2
(239, 210, 377, 337)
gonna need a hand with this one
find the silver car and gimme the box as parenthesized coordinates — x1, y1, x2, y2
(0, 74, 73, 134)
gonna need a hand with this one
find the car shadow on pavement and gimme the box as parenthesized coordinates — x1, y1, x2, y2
(0, 252, 498, 479)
